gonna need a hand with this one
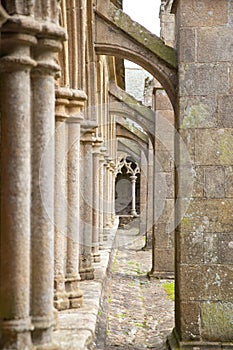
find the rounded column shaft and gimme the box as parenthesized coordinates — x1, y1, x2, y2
(130, 175, 138, 217)
(31, 38, 61, 349)
(79, 133, 95, 280)
(92, 148, 101, 262)
(0, 33, 36, 350)
(66, 116, 83, 308)
(54, 92, 69, 311)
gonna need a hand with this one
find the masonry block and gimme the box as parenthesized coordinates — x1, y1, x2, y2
(195, 129, 233, 166)
(225, 166, 233, 197)
(201, 302, 233, 342)
(204, 166, 225, 198)
(179, 63, 229, 97)
(179, 28, 196, 63)
(218, 95, 233, 128)
(198, 28, 233, 63)
(179, 0, 228, 27)
(203, 233, 219, 264)
(179, 96, 218, 129)
(153, 248, 174, 273)
(219, 233, 233, 264)
(179, 199, 233, 234)
(179, 301, 201, 341)
(179, 265, 233, 301)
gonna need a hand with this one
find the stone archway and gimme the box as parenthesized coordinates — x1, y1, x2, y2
(95, 0, 177, 108)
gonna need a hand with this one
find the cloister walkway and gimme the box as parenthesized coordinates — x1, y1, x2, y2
(95, 218, 174, 350)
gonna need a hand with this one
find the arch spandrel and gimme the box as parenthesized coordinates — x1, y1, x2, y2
(95, 0, 177, 108)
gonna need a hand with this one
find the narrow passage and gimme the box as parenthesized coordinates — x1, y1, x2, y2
(95, 218, 174, 350)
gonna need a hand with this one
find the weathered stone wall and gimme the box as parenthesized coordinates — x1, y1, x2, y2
(170, 0, 233, 348)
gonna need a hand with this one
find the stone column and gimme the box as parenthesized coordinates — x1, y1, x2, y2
(144, 140, 154, 249)
(98, 148, 106, 248)
(0, 30, 36, 350)
(103, 159, 109, 240)
(92, 140, 103, 262)
(54, 88, 70, 311)
(130, 175, 138, 216)
(140, 150, 148, 237)
(79, 131, 95, 280)
(31, 35, 65, 349)
(65, 92, 85, 308)
(110, 161, 116, 223)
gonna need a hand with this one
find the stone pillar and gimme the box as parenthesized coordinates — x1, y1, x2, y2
(54, 88, 70, 311)
(144, 140, 154, 249)
(55, 89, 86, 308)
(103, 159, 110, 240)
(140, 150, 148, 236)
(169, 1, 233, 349)
(98, 148, 106, 248)
(79, 131, 95, 280)
(31, 36, 64, 349)
(92, 140, 103, 262)
(0, 29, 36, 350)
(110, 161, 116, 223)
(65, 94, 84, 308)
(151, 87, 175, 279)
(130, 175, 138, 216)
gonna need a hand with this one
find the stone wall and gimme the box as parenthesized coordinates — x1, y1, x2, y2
(170, 0, 233, 348)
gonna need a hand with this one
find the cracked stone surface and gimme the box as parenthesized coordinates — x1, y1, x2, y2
(95, 218, 174, 350)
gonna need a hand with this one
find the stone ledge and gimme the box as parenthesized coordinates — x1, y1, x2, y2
(53, 217, 119, 350)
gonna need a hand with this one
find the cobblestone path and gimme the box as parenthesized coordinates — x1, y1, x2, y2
(95, 219, 174, 350)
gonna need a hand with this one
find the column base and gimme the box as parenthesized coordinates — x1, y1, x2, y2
(93, 253, 101, 263)
(32, 315, 57, 350)
(65, 276, 83, 308)
(92, 246, 101, 263)
(0, 318, 33, 350)
(79, 253, 95, 280)
(54, 278, 70, 311)
(103, 227, 110, 240)
(79, 267, 95, 280)
(168, 329, 233, 350)
(131, 209, 138, 217)
(54, 294, 70, 311)
(148, 270, 174, 280)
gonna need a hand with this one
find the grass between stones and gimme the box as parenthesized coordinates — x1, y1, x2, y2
(162, 282, 175, 301)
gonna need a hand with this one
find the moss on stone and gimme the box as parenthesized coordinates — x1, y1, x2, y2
(201, 302, 233, 341)
(108, 4, 177, 68)
(181, 104, 209, 129)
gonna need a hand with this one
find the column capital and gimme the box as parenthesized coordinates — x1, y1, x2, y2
(80, 130, 96, 143)
(0, 33, 37, 72)
(92, 138, 104, 154)
(80, 120, 98, 135)
(130, 175, 137, 182)
(55, 87, 87, 122)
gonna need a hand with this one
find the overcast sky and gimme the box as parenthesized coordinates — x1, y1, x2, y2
(123, 0, 161, 36)
(123, 0, 161, 68)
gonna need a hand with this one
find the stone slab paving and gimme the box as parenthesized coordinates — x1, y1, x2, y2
(94, 218, 175, 350)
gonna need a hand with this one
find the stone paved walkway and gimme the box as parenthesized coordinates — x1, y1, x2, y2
(95, 218, 175, 350)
